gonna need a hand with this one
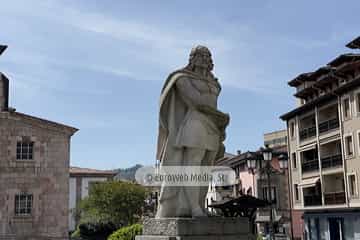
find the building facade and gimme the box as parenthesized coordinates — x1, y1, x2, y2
(0, 47, 78, 240)
(69, 167, 116, 232)
(257, 130, 303, 240)
(206, 152, 253, 214)
(208, 131, 303, 239)
(281, 37, 360, 240)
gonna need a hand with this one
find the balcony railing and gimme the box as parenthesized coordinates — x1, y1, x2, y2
(318, 118, 339, 134)
(304, 195, 322, 206)
(321, 154, 342, 169)
(299, 126, 316, 141)
(302, 159, 319, 173)
(324, 191, 345, 205)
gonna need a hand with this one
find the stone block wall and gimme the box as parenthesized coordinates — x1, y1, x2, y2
(0, 112, 76, 240)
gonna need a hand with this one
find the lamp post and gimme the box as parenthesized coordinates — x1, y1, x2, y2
(247, 147, 288, 240)
(0, 45, 7, 56)
(278, 153, 292, 239)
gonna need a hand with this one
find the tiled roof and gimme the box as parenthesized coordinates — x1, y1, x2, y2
(281, 76, 360, 120)
(70, 166, 117, 176)
(327, 53, 360, 67)
(288, 72, 314, 87)
(12, 112, 78, 135)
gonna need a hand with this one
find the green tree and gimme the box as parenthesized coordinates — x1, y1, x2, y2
(77, 181, 147, 228)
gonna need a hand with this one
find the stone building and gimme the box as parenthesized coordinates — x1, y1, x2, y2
(69, 167, 116, 232)
(281, 36, 360, 240)
(0, 46, 77, 240)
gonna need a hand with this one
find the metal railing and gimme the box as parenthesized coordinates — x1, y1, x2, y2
(299, 126, 316, 141)
(318, 118, 339, 134)
(324, 191, 345, 205)
(302, 159, 319, 173)
(304, 195, 322, 206)
(321, 154, 342, 169)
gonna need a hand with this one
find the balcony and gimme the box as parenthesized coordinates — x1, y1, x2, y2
(304, 195, 322, 206)
(299, 114, 316, 141)
(323, 173, 345, 206)
(318, 118, 339, 134)
(299, 126, 316, 141)
(321, 154, 342, 169)
(302, 159, 319, 173)
(324, 191, 346, 205)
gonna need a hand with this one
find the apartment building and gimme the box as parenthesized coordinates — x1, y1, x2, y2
(264, 130, 288, 148)
(281, 37, 360, 240)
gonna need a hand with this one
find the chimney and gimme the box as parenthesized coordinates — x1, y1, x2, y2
(237, 150, 242, 155)
(0, 74, 9, 111)
(0, 45, 9, 111)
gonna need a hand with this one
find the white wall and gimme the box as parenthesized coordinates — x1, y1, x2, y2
(81, 177, 108, 198)
(68, 176, 108, 231)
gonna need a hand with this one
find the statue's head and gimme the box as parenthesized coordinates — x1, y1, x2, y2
(186, 45, 214, 73)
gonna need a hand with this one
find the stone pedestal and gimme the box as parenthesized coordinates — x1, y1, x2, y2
(136, 217, 255, 240)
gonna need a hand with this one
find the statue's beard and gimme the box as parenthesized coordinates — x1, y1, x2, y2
(186, 62, 213, 77)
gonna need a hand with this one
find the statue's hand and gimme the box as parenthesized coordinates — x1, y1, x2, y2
(198, 105, 230, 129)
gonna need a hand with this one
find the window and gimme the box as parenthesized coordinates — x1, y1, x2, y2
(292, 152, 297, 169)
(15, 193, 33, 216)
(343, 98, 351, 119)
(345, 135, 354, 157)
(16, 141, 34, 160)
(294, 184, 299, 201)
(348, 174, 357, 197)
(262, 187, 277, 204)
(358, 131, 360, 155)
(356, 92, 360, 114)
(290, 122, 295, 138)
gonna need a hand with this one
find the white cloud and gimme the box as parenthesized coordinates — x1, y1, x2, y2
(1, 0, 347, 95)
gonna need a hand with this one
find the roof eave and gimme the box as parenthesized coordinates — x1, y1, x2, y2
(281, 76, 360, 121)
(346, 36, 360, 49)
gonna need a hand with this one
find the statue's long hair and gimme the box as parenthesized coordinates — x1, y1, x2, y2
(183, 46, 216, 80)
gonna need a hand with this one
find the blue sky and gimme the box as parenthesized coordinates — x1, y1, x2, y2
(1, 0, 359, 169)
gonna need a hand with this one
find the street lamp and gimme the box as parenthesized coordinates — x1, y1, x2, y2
(246, 146, 276, 240)
(262, 146, 273, 162)
(247, 157, 257, 170)
(0, 45, 7, 56)
(278, 154, 288, 170)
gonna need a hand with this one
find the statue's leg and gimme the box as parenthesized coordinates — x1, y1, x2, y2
(156, 148, 186, 218)
(183, 147, 206, 217)
(199, 150, 218, 211)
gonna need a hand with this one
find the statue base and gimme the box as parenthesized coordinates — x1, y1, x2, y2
(135, 217, 255, 240)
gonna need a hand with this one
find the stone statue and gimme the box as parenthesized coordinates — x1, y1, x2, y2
(156, 46, 230, 218)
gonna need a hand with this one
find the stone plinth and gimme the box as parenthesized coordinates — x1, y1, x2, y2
(136, 217, 255, 240)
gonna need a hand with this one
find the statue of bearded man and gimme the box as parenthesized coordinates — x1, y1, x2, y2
(156, 46, 229, 218)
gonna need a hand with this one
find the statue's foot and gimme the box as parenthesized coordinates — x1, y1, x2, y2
(192, 207, 206, 217)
